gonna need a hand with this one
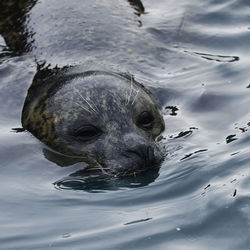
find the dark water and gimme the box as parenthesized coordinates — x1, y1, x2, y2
(1, 0, 250, 249)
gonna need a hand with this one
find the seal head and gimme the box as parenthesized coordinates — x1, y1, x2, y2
(22, 69, 165, 176)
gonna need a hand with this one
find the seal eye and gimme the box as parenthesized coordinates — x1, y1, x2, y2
(74, 125, 102, 142)
(137, 111, 154, 130)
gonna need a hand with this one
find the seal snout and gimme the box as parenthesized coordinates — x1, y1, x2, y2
(125, 145, 156, 169)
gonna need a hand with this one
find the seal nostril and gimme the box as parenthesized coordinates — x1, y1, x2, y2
(125, 145, 155, 168)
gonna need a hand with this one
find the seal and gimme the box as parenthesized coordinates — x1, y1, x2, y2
(22, 67, 165, 176)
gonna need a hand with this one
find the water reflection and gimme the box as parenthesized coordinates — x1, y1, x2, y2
(1, 0, 250, 249)
(185, 50, 240, 63)
(53, 165, 160, 193)
(127, 0, 145, 15)
(0, 0, 37, 55)
(0, 0, 146, 56)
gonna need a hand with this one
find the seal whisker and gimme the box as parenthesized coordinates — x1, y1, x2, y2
(74, 87, 98, 113)
(87, 166, 111, 175)
(131, 88, 140, 105)
(75, 102, 93, 114)
(87, 167, 110, 171)
(98, 165, 110, 175)
(89, 99, 99, 112)
(90, 77, 100, 112)
(126, 75, 134, 106)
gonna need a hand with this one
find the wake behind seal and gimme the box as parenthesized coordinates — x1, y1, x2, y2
(22, 67, 165, 177)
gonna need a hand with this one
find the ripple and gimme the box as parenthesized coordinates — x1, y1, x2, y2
(124, 218, 152, 225)
(226, 134, 238, 143)
(53, 168, 160, 192)
(185, 50, 239, 62)
(1, 0, 250, 249)
(180, 149, 208, 160)
(164, 106, 179, 116)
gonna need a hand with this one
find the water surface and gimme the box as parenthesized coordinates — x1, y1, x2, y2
(0, 0, 250, 249)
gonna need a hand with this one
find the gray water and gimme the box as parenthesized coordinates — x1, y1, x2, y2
(0, 0, 250, 249)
